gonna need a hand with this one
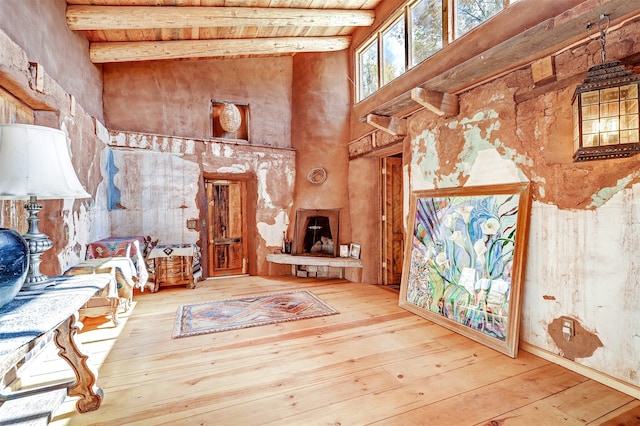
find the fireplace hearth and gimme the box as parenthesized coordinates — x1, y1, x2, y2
(293, 209, 340, 257)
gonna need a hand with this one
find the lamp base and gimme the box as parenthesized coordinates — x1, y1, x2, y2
(21, 274, 55, 291)
(19, 196, 55, 292)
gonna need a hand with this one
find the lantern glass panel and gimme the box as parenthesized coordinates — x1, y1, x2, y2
(620, 129, 640, 144)
(582, 104, 599, 120)
(600, 87, 619, 103)
(620, 84, 638, 100)
(601, 132, 619, 145)
(601, 117, 619, 133)
(582, 119, 599, 135)
(582, 132, 599, 147)
(620, 115, 638, 130)
(582, 91, 599, 105)
(573, 101, 580, 151)
(621, 99, 638, 115)
(601, 102, 619, 117)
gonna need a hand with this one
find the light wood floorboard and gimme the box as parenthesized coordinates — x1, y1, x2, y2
(31, 276, 638, 425)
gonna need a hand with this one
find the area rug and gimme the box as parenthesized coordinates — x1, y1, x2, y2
(172, 290, 339, 338)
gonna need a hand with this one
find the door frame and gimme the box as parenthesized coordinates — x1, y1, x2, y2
(379, 151, 404, 285)
(200, 172, 257, 279)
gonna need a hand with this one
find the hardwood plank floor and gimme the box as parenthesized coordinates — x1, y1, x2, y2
(35, 276, 638, 425)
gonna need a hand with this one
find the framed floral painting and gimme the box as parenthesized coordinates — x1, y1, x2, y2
(399, 183, 531, 358)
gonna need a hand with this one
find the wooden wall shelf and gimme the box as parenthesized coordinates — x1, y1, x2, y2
(267, 253, 362, 279)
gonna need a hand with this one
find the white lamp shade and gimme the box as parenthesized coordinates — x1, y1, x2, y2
(0, 124, 91, 200)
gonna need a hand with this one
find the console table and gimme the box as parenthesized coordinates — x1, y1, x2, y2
(65, 257, 138, 325)
(0, 274, 112, 418)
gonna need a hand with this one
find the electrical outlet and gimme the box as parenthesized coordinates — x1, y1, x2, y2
(562, 317, 575, 338)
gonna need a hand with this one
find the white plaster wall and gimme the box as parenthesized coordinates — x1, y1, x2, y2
(409, 137, 640, 388)
(109, 150, 200, 245)
(57, 199, 98, 271)
(108, 131, 296, 276)
(524, 190, 640, 386)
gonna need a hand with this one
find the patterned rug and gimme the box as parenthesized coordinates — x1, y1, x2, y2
(173, 290, 339, 338)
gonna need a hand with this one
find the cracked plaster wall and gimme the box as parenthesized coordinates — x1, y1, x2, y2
(0, 5, 110, 276)
(108, 131, 295, 276)
(404, 22, 640, 388)
(102, 52, 297, 277)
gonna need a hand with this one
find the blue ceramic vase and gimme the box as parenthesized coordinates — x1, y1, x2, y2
(0, 228, 29, 308)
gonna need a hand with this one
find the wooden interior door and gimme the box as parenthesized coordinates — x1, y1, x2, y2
(382, 156, 404, 285)
(206, 179, 247, 277)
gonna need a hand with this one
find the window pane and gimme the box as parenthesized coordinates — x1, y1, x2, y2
(359, 40, 379, 100)
(410, 0, 443, 66)
(455, 0, 503, 38)
(382, 18, 406, 85)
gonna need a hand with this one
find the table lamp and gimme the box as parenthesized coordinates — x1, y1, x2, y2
(0, 124, 91, 290)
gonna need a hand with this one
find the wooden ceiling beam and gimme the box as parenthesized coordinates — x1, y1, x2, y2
(66, 6, 375, 30)
(89, 36, 352, 63)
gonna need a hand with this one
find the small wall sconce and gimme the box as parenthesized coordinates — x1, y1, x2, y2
(571, 14, 640, 162)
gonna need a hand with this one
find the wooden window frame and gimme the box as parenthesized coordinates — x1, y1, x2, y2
(355, 0, 517, 103)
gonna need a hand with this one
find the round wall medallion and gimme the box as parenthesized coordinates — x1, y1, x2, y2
(307, 167, 327, 185)
(219, 103, 242, 132)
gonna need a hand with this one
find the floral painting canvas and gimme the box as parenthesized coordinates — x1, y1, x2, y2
(399, 183, 531, 357)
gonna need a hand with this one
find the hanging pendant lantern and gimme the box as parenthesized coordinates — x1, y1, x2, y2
(571, 14, 640, 161)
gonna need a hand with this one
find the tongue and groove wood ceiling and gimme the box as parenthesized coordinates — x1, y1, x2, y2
(65, 0, 382, 63)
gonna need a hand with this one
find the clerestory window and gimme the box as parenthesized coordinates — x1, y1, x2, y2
(356, 0, 521, 102)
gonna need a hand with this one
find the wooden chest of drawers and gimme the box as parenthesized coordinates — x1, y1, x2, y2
(154, 255, 195, 292)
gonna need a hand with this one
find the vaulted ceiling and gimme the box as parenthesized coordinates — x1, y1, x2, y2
(65, 0, 382, 63)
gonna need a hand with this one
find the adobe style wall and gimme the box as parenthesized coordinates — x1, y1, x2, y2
(102, 57, 292, 148)
(0, 1, 108, 275)
(349, 14, 640, 391)
(0, 0, 103, 120)
(290, 51, 352, 260)
(101, 51, 355, 278)
(1, 0, 638, 395)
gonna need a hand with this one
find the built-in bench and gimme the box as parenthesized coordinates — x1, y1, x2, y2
(266, 253, 362, 279)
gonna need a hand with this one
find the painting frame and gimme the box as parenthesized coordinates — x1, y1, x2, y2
(399, 183, 531, 358)
(349, 243, 361, 259)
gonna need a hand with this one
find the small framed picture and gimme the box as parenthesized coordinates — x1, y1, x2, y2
(349, 243, 361, 259)
(339, 244, 350, 258)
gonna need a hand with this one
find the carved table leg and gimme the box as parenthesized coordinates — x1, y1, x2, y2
(110, 298, 120, 326)
(53, 313, 103, 413)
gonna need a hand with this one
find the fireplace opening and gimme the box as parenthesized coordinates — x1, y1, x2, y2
(293, 209, 340, 257)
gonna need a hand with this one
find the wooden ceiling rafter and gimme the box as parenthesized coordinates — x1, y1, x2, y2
(64, 0, 381, 63)
(66, 6, 376, 30)
(90, 36, 353, 63)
